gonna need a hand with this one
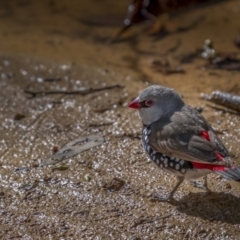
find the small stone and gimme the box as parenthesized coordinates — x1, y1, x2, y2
(52, 146, 59, 154)
(102, 177, 125, 192)
(14, 113, 25, 121)
(226, 183, 231, 189)
(84, 174, 91, 181)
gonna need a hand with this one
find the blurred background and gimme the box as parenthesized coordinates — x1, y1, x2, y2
(1, 0, 240, 239)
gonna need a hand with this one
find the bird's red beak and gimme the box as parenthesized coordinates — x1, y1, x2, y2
(128, 97, 140, 109)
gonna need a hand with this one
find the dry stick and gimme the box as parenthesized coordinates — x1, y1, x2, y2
(131, 213, 172, 228)
(202, 91, 240, 112)
(24, 84, 124, 98)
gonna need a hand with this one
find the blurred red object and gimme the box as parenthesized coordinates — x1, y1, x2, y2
(117, 0, 223, 36)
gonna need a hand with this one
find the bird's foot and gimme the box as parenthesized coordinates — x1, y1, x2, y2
(191, 180, 211, 192)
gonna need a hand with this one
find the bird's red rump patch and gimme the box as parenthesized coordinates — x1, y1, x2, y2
(216, 153, 223, 161)
(201, 131, 210, 141)
(192, 162, 226, 171)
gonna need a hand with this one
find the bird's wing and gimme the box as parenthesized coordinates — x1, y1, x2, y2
(149, 106, 231, 166)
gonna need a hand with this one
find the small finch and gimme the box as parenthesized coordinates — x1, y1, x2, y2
(128, 85, 240, 201)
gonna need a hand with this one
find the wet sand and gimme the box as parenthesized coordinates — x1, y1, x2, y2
(0, 0, 240, 239)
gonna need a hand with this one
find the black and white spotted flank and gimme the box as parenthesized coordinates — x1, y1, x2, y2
(142, 126, 193, 175)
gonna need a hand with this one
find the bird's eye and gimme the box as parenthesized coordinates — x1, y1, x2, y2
(145, 99, 153, 107)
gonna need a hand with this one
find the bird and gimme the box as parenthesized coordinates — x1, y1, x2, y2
(128, 85, 240, 201)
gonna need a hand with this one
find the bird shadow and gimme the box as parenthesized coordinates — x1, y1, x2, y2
(172, 192, 240, 224)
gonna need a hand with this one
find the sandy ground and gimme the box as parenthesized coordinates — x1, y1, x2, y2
(0, 0, 240, 239)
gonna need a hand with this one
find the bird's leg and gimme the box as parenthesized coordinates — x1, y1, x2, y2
(153, 176, 184, 202)
(191, 175, 211, 192)
(203, 175, 211, 192)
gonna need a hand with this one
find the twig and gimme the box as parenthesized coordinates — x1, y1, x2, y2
(88, 122, 114, 128)
(131, 213, 172, 228)
(24, 84, 124, 98)
(44, 77, 61, 82)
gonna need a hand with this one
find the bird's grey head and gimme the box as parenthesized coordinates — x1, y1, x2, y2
(128, 85, 185, 125)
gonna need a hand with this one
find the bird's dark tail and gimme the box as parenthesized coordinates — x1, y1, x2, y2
(215, 167, 240, 181)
